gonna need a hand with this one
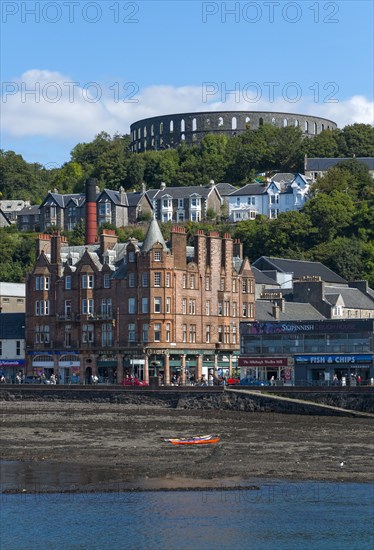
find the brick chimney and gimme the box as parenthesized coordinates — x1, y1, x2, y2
(100, 229, 118, 255)
(36, 234, 51, 257)
(85, 178, 98, 245)
(222, 233, 233, 272)
(194, 230, 206, 266)
(233, 239, 243, 259)
(171, 226, 186, 269)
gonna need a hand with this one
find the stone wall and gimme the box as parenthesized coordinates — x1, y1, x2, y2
(1, 387, 372, 415)
(130, 111, 337, 152)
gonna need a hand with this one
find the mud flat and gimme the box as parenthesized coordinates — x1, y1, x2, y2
(1, 401, 373, 492)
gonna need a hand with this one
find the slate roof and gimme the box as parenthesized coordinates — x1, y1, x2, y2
(252, 266, 280, 286)
(100, 189, 127, 206)
(0, 210, 11, 225)
(305, 157, 374, 171)
(42, 192, 85, 208)
(255, 301, 326, 321)
(229, 183, 267, 196)
(149, 185, 215, 200)
(215, 182, 237, 196)
(271, 173, 295, 184)
(252, 257, 347, 284)
(325, 286, 374, 310)
(0, 313, 25, 339)
(126, 192, 146, 207)
(141, 217, 168, 252)
(17, 205, 40, 216)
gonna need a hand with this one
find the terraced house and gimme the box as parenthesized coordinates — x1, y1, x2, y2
(25, 219, 255, 384)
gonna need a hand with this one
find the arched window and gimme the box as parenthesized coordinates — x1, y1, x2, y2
(271, 117, 276, 126)
(305, 120, 309, 133)
(218, 117, 224, 127)
(144, 126, 147, 137)
(144, 139, 147, 150)
(294, 119, 299, 127)
(321, 124, 325, 131)
(232, 117, 237, 130)
(192, 118, 197, 131)
(313, 122, 317, 135)
(160, 122, 164, 134)
(138, 128, 141, 139)
(245, 116, 250, 129)
(181, 119, 185, 132)
(151, 124, 154, 136)
(170, 120, 174, 132)
(283, 118, 288, 127)
(259, 117, 264, 126)
(181, 133, 185, 141)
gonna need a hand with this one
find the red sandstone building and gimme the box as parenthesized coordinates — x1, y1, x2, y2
(25, 215, 255, 384)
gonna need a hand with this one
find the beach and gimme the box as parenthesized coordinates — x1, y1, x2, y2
(1, 400, 373, 492)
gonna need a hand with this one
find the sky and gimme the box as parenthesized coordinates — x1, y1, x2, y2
(1, 0, 373, 166)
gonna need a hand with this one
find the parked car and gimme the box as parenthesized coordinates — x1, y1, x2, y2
(23, 376, 41, 384)
(240, 377, 270, 386)
(122, 376, 148, 386)
(226, 377, 240, 385)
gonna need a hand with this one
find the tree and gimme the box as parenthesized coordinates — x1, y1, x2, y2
(341, 124, 374, 157)
(307, 237, 365, 281)
(302, 191, 355, 242)
(305, 128, 343, 158)
(125, 155, 146, 189)
(50, 162, 85, 194)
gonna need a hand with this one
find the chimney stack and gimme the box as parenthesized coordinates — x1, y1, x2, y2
(233, 239, 243, 259)
(85, 178, 98, 245)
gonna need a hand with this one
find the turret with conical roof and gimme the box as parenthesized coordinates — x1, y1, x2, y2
(141, 215, 168, 252)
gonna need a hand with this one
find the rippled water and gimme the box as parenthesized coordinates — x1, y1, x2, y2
(1, 481, 373, 549)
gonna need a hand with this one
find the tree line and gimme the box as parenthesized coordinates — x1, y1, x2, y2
(1, 123, 373, 203)
(0, 123, 373, 285)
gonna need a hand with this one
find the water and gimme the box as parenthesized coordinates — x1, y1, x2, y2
(1, 481, 373, 550)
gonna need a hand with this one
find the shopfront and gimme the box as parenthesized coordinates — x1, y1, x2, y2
(0, 359, 25, 382)
(238, 356, 293, 383)
(294, 354, 373, 384)
(240, 319, 374, 386)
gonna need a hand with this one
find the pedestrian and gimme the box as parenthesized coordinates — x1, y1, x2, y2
(0, 374, 6, 383)
(50, 374, 56, 385)
(270, 375, 275, 386)
(357, 374, 361, 385)
(15, 374, 22, 384)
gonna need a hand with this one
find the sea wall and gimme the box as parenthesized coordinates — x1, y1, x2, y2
(0, 386, 373, 415)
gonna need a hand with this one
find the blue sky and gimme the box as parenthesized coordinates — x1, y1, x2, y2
(1, 1, 373, 165)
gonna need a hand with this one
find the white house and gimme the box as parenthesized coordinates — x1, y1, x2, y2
(228, 174, 311, 222)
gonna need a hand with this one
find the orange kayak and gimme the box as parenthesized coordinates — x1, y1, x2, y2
(165, 434, 220, 445)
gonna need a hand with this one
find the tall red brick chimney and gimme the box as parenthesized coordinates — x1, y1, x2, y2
(85, 178, 97, 245)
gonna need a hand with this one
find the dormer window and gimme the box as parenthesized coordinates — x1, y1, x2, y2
(128, 251, 135, 263)
(154, 250, 161, 262)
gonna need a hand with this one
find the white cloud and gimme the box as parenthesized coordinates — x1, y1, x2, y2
(1, 70, 373, 153)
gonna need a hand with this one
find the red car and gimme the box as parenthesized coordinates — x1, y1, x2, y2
(226, 377, 241, 385)
(122, 376, 148, 386)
